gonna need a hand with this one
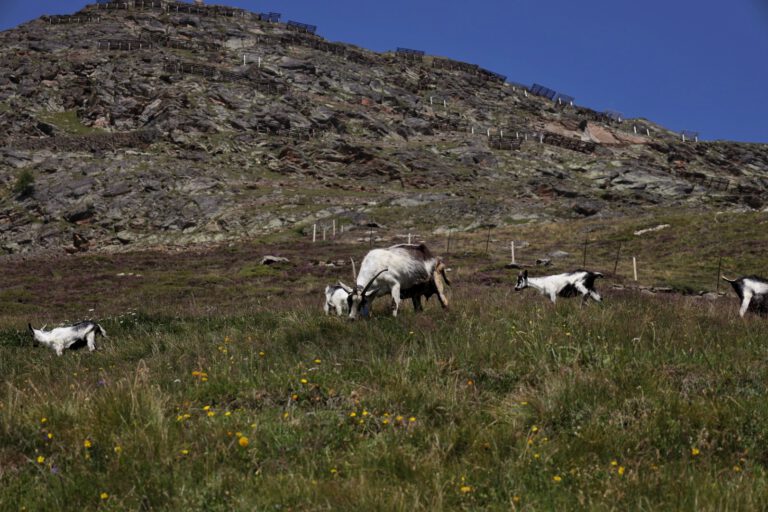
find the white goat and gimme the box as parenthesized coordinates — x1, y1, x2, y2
(324, 284, 351, 316)
(515, 269, 603, 304)
(722, 275, 768, 317)
(347, 243, 448, 319)
(28, 321, 107, 356)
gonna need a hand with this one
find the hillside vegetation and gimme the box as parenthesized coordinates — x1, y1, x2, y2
(1, 210, 768, 510)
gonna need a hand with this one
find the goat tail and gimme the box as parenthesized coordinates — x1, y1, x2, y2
(95, 323, 108, 338)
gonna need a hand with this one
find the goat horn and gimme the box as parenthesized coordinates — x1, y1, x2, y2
(721, 275, 736, 282)
(361, 268, 389, 297)
(350, 257, 357, 280)
(436, 261, 452, 286)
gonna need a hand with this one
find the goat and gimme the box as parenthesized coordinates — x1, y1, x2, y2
(399, 259, 451, 312)
(328, 260, 450, 317)
(324, 284, 351, 316)
(28, 321, 107, 356)
(721, 275, 768, 317)
(347, 243, 447, 319)
(515, 269, 603, 304)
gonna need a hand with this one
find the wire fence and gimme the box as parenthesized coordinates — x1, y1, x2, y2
(302, 222, 743, 295)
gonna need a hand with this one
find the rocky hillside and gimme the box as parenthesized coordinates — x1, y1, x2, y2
(1, 0, 767, 255)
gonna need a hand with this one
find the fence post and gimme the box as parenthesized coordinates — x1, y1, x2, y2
(332, 219, 336, 238)
(511, 241, 516, 264)
(633, 257, 638, 281)
(582, 238, 588, 266)
(408, 233, 412, 244)
(716, 256, 722, 292)
(312, 223, 316, 243)
(322, 226, 327, 241)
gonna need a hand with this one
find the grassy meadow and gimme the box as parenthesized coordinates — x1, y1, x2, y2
(1, 209, 768, 511)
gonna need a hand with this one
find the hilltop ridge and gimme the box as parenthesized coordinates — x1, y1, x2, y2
(0, 0, 767, 255)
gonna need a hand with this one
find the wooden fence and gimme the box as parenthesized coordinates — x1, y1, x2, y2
(43, 15, 101, 24)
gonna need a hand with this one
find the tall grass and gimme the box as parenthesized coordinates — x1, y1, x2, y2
(2, 284, 768, 510)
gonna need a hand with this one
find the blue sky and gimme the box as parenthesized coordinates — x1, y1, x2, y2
(2, 0, 768, 142)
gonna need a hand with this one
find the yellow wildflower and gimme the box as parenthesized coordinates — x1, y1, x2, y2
(114, 446, 122, 454)
(100, 492, 109, 500)
(36, 455, 45, 464)
(259, 351, 265, 357)
(531, 425, 539, 433)
(513, 495, 521, 503)
(40, 418, 47, 424)
(225, 411, 232, 417)
(300, 378, 308, 385)
(460, 485, 473, 494)
(552, 475, 562, 482)
(207, 411, 216, 417)
(349, 412, 357, 418)
(409, 417, 416, 423)
(383, 419, 390, 425)
(362, 410, 369, 417)
(292, 394, 299, 401)
(180, 449, 189, 455)
(618, 466, 625, 476)
(396, 415, 403, 422)
(203, 405, 211, 411)
(47, 433, 53, 440)
(238, 436, 249, 448)
(83, 439, 92, 449)
(610, 460, 618, 467)
(314, 359, 321, 364)
(691, 447, 701, 457)
(733, 465, 741, 473)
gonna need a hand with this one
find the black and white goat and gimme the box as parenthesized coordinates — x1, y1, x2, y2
(324, 284, 351, 316)
(515, 269, 603, 304)
(28, 321, 107, 356)
(347, 243, 448, 319)
(722, 275, 768, 317)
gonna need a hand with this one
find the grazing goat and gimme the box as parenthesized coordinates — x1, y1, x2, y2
(515, 269, 603, 304)
(722, 275, 768, 317)
(347, 243, 447, 319)
(28, 321, 107, 356)
(399, 259, 451, 312)
(324, 284, 351, 316)
(328, 260, 450, 317)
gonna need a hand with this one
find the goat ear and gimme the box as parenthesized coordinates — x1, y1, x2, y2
(28, 323, 34, 334)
